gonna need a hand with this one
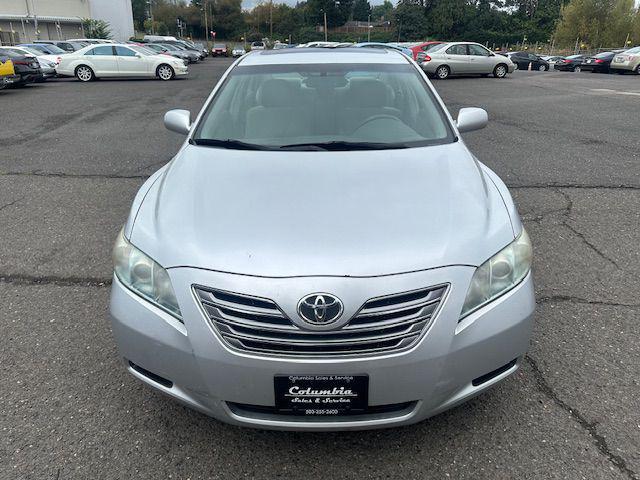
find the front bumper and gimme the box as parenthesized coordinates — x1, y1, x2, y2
(174, 65, 189, 76)
(110, 266, 535, 431)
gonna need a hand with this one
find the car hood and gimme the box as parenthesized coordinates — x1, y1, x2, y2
(130, 142, 515, 277)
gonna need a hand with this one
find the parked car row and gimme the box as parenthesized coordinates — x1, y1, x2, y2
(0, 36, 227, 87)
(551, 48, 640, 74)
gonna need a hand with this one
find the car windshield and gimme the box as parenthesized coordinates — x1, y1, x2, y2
(426, 43, 447, 52)
(17, 47, 40, 56)
(130, 46, 153, 56)
(626, 46, 640, 54)
(193, 63, 453, 150)
(42, 44, 66, 54)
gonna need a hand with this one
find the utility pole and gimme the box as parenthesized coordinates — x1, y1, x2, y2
(367, 14, 371, 42)
(147, 0, 155, 34)
(204, 0, 209, 44)
(269, 0, 273, 39)
(323, 10, 328, 42)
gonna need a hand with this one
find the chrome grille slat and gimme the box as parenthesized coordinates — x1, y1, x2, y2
(218, 321, 427, 346)
(194, 284, 447, 357)
(228, 336, 419, 356)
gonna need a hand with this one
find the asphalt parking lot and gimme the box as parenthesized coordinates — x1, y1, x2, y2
(1, 60, 639, 479)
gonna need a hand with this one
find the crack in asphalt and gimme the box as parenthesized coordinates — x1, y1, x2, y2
(0, 171, 148, 180)
(561, 222, 621, 270)
(537, 294, 640, 308)
(0, 197, 23, 213)
(509, 183, 640, 190)
(0, 273, 111, 288)
(525, 355, 639, 480)
(553, 188, 622, 270)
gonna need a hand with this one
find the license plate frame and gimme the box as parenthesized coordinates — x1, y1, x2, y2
(274, 374, 369, 416)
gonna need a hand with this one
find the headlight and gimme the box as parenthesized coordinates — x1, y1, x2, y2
(113, 228, 182, 320)
(460, 229, 532, 319)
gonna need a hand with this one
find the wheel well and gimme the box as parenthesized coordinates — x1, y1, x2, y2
(74, 64, 92, 74)
(156, 63, 174, 74)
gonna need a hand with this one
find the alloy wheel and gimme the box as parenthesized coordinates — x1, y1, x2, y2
(158, 65, 174, 81)
(495, 65, 507, 78)
(574, 66, 581, 73)
(436, 66, 449, 79)
(76, 66, 93, 82)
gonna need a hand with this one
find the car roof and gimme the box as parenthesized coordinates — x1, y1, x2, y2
(239, 48, 409, 65)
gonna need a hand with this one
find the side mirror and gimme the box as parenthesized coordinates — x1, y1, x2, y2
(164, 109, 191, 135)
(456, 107, 488, 133)
(135, 53, 142, 58)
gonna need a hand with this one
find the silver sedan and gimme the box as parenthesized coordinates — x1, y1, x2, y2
(421, 42, 516, 79)
(110, 48, 534, 431)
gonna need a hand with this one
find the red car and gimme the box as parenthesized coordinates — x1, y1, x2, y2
(211, 44, 227, 56)
(409, 41, 444, 61)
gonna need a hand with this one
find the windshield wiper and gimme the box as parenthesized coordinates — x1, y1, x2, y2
(278, 141, 411, 151)
(191, 138, 274, 150)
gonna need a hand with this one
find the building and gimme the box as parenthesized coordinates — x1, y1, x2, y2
(0, 0, 134, 44)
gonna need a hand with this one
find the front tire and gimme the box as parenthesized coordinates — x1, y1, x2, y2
(435, 65, 450, 80)
(574, 66, 581, 73)
(494, 63, 508, 78)
(636, 64, 640, 75)
(75, 65, 95, 82)
(157, 64, 175, 81)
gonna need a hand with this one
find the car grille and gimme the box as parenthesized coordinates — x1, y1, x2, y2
(194, 284, 448, 357)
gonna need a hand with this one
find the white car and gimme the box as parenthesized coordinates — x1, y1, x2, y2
(0, 46, 61, 66)
(57, 43, 188, 82)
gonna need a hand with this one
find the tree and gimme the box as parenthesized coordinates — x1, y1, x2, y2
(131, 0, 148, 31)
(394, 2, 428, 40)
(212, 0, 245, 39)
(371, 0, 394, 21)
(82, 19, 113, 39)
(554, 0, 638, 48)
(352, 0, 371, 21)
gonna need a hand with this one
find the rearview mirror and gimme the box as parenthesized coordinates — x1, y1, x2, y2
(456, 107, 488, 133)
(164, 109, 191, 135)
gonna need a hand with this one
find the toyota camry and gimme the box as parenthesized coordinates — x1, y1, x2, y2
(110, 48, 535, 430)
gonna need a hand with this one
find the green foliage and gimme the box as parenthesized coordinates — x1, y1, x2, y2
(81, 19, 112, 39)
(394, 3, 429, 41)
(554, 0, 639, 47)
(128, 0, 639, 49)
(352, 0, 372, 21)
(371, 0, 394, 21)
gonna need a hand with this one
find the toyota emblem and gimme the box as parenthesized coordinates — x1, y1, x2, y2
(297, 293, 343, 326)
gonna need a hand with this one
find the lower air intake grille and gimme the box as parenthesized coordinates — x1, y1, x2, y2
(194, 284, 448, 357)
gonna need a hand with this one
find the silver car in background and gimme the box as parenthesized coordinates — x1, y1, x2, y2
(110, 48, 534, 431)
(422, 42, 516, 79)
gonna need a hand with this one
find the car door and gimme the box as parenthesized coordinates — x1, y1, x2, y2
(512, 53, 527, 69)
(528, 53, 542, 69)
(467, 44, 495, 73)
(115, 46, 148, 76)
(444, 44, 470, 74)
(85, 45, 117, 76)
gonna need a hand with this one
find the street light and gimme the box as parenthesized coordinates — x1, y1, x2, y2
(367, 14, 372, 42)
(321, 1, 340, 42)
(146, 0, 154, 34)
